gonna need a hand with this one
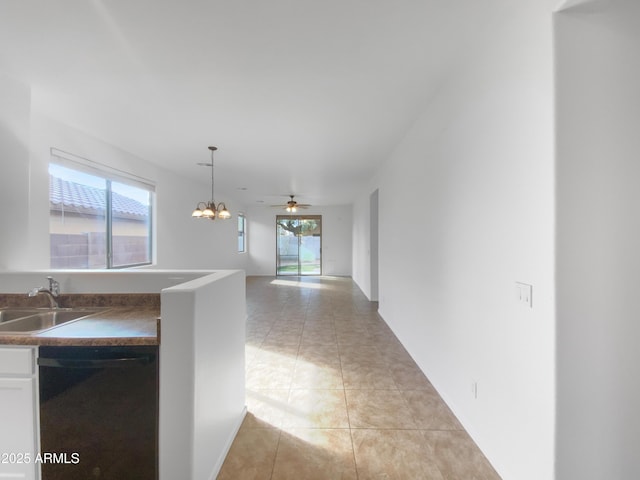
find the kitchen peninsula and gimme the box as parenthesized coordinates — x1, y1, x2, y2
(0, 269, 246, 480)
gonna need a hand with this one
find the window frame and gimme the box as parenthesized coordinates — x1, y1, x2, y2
(275, 214, 322, 276)
(49, 148, 155, 269)
(237, 213, 247, 253)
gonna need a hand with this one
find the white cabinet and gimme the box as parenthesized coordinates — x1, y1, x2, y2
(0, 347, 38, 480)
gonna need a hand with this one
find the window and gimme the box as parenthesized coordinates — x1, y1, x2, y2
(237, 214, 246, 253)
(49, 152, 154, 269)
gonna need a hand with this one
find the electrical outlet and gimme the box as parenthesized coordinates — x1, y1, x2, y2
(516, 282, 533, 308)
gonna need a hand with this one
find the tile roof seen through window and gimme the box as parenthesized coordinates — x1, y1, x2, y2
(49, 176, 149, 219)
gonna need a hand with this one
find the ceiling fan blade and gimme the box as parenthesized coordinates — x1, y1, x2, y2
(267, 195, 312, 209)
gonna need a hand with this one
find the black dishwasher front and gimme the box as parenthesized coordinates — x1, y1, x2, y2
(38, 345, 158, 480)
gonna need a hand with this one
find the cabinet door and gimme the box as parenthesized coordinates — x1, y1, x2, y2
(0, 377, 37, 480)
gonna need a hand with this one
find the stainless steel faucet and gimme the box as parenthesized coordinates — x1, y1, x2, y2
(27, 276, 60, 308)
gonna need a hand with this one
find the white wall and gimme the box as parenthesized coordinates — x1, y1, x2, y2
(1, 102, 248, 271)
(353, 3, 556, 479)
(351, 181, 380, 300)
(555, 1, 640, 478)
(0, 270, 214, 294)
(160, 270, 246, 480)
(351, 190, 372, 298)
(0, 76, 32, 270)
(246, 205, 352, 276)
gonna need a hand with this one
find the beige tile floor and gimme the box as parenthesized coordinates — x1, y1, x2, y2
(218, 276, 501, 480)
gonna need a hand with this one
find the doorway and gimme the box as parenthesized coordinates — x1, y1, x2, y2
(370, 189, 379, 301)
(276, 215, 322, 275)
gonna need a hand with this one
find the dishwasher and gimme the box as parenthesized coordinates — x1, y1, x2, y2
(38, 345, 158, 480)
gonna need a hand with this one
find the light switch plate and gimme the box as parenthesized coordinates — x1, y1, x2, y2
(516, 282, 533, 308)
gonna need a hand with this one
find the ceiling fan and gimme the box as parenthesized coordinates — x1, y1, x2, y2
(271, 195, 311, 212)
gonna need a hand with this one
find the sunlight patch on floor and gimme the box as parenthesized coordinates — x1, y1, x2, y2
(270, 279, 327, 289)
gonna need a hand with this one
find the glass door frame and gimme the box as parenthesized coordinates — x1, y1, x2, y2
(275, 214, 322, 276)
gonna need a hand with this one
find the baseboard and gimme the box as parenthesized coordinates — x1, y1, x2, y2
(208, 405, 248, 480)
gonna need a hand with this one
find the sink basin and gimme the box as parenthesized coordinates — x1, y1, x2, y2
(0, 308, 45, 323)
(0, 308, 104, 334)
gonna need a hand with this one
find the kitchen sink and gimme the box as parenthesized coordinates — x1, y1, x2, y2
(0, 308, 44, 323)
(0, 308, 104, 334)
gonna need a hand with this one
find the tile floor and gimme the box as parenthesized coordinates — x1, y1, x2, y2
(217, 276, 501, 480)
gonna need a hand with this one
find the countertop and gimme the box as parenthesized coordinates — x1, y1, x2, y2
(0, 294, 160, 347)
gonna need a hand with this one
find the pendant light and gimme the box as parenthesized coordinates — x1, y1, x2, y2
(191, 146, 231, 220)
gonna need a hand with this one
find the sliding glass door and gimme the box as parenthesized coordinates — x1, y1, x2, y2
(276, 215, 322, 275)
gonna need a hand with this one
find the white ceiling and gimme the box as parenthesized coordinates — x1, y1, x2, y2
(1, 0, 512, 207)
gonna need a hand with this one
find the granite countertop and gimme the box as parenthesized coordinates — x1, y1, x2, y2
(0, 294, 160, 347)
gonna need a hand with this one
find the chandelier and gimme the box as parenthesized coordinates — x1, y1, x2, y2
(191, 146, 231, 220)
